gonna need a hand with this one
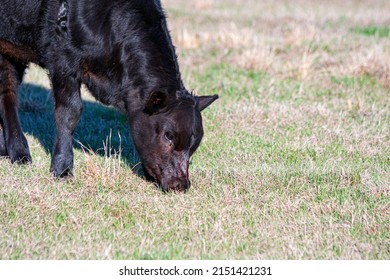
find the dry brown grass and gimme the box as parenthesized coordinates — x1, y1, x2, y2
(167, 0, 390, 86)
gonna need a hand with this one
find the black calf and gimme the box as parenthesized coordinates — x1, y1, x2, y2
(0, 0, 217, 191)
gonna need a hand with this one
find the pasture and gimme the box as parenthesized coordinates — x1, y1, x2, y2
(0, 0, 389, 259)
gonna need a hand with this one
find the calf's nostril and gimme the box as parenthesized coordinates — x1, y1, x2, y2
(168, 179, 190, 192)
(173, 181, 181, 190)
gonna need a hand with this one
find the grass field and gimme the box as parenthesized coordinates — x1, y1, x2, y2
(0, 0, 389, 259)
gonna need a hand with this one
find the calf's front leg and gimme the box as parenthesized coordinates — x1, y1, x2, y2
(50, 74, 82, 177)
(0, 55, 31, 163)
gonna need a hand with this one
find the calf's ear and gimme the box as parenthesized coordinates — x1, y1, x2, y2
(144, 90, 169, 115)
(197, 95, 219, 111)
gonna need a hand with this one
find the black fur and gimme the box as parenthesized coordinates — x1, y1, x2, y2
(0, 0, 218, 191)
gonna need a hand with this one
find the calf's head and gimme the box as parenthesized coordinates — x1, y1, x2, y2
(130, 90, 218, 192)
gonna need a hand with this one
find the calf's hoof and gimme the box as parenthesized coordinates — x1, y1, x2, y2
(50, 155, 73, 177)
(10, 153, 32, 164)
(8, 138, 32, 164)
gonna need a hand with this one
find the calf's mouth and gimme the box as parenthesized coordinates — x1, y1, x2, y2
(143, 165, 191, 192)
(142, 164, 190, 193)
(161, 177, 191, 192)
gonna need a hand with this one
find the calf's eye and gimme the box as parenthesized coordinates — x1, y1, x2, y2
(164, 131, 174, 142)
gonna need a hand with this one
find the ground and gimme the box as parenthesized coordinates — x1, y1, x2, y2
(0, 0, 389, 259)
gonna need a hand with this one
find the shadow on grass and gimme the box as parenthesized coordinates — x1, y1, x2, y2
(18, 83, 143, 176)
